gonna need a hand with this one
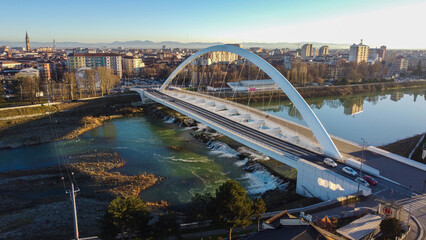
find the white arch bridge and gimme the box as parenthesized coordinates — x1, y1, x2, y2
(133, 45, 374, 201)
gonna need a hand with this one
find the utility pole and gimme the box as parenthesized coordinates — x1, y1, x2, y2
(357, 138, 366, 195)
(66, 181, 80, 240)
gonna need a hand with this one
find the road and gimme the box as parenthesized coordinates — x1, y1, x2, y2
(147, 89, 414, 199)
(397, 195, 426, 239)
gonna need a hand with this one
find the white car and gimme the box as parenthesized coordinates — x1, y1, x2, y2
(323, 158, 337, 167)
(342, 166, 357, 176)
(355, 177, 370, 187)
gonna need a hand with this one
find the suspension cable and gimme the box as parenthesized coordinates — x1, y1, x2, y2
(231, 59, 246, 102)
(247, 68, 260, 107)
(217, 59, 232, 99)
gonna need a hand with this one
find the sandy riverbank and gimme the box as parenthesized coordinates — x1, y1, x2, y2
(0, 93, 143, 149)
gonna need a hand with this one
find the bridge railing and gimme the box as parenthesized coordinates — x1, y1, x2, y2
(164, 88, 323, 153)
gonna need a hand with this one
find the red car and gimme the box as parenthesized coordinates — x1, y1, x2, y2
(363, 175, 378, 186)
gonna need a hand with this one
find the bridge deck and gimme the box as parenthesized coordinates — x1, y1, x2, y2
(139, 89, 425, 193)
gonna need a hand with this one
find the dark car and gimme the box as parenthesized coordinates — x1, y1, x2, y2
(363, 175, 378, 186)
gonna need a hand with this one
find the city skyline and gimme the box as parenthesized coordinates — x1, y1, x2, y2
(1, 0, 426, 49)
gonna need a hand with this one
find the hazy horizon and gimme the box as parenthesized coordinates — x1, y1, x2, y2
(1, 0, 426, 49)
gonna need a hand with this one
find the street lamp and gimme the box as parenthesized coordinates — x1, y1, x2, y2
(357, 138, 367, 195)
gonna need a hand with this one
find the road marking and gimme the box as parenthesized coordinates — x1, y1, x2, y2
(402, 198, 426, 213)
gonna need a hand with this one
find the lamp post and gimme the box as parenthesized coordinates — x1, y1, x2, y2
(407, 185, 413, 226)
(357, 138, 367, 195)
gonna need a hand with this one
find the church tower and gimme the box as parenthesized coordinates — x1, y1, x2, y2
(26, 31, 30, 52)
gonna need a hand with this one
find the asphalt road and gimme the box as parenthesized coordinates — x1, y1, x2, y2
(146, 89, 416, 199)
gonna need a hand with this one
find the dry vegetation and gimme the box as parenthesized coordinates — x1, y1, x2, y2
(0, 151, 165, 239)
(69, 152, 161, 197)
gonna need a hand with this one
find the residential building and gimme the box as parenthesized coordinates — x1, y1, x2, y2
(122, 56, 145, 76)
(67, 53, 122, 77)
(16, 68, 39, 78)
(0, 61, 21, 69)
(301, 44, 313, 58)
(319, 46, 329, 56)
(349, 40, 369, 63)
(312, 48, 318, 57)
(206, 51, 239, 63)
(393, 56, 408, 73)
(377, 45, 386, 60)
(36, 61, 52, 80)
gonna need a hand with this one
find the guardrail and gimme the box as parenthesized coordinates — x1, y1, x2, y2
(367, 146, 426, 172)
(345, 158, 381, 177)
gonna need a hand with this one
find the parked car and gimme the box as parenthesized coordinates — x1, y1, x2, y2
(342, 166, 357, 176)
(363, 175, 378, 186)
(355, 177, 370, 187)
(323, 158, 337, 167)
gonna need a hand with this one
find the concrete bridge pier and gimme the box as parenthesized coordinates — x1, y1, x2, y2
(295, 159, 371, 201)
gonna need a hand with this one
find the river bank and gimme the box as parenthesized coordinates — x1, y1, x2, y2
(0, 152, 163, 239)
(202, 80, 426, 104)
(380, 133, 426, 164)
(0, 93, 143, 149)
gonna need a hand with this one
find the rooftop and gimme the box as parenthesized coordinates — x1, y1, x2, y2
(68, 53, 122, 57)
(336, 214, 383, 240)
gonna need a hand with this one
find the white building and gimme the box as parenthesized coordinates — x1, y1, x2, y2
(393, 56, 408, 73)
(349, 40, 369, 63)
(15, 68, 40, 78)
(227, 79, 279, 92)
(122, 56, 145, 76)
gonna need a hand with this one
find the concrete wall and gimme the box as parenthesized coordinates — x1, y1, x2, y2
(296, 159, 371, 201)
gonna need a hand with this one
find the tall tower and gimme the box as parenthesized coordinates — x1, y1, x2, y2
(53, 39, 56, 51)
(25, 31, 31, 52)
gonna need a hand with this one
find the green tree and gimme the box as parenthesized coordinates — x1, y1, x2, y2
(212, 180, 253, 240)
(102, 196, 151, 240)
(187, 193, 213, 240)
(380, 217, 403, 239)
(153, 212, 180, 240)
(252, 198, 266, 232)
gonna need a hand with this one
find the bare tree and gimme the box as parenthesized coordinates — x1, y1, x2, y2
(97, 67, 120, 96)
(84, 69, 97, 97)
(63, 72, 76, 100)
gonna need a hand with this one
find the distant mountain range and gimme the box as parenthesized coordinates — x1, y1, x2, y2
(0, 40, 351, 50)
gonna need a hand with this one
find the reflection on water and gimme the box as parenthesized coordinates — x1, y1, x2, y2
(251, 87, 426, 146)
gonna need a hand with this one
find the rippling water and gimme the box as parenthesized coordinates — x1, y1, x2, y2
(0, 116, 285, 207)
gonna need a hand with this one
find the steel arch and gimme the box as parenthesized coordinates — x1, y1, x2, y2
(160, 45, 342, 159)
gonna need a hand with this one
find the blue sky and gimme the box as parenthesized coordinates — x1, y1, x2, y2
(1, 0, 425, 48)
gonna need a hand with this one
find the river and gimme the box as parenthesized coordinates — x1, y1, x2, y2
(0, 116, 286, 207)
(1, 87, 425, 206)
(251, 87, 426, 146)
